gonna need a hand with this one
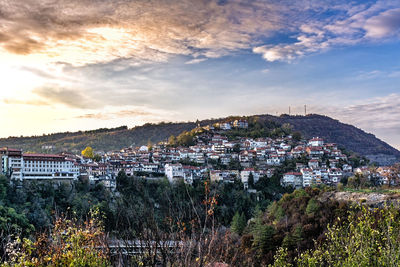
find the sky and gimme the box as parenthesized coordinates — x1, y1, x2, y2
(1, 0, 400, 148)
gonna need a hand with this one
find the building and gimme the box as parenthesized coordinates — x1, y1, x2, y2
(22, 153, 79, 180)
(241, 168, 265, 188)
(0, 148, 23, 180)
(164, 163, 184, 183)
(308, 159, 319, 169)
(308, 137, 324, 147)
(282, 172, 303, 188)
(219, 122, 232, 130)
(210, 170, 239, 183)
(301, 168, 313, 187)
(233, 119, 249, 129)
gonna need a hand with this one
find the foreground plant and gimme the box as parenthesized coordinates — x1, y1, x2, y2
(3, 209, 111, 267)
(271, 205, 400, 266)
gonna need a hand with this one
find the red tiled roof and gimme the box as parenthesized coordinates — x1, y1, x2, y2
(23, 153, 63, 158)
(284, 172, 302, 176)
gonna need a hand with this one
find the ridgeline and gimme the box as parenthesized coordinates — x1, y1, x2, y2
(0, 114, 398, 165)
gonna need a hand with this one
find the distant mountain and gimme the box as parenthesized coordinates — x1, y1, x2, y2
(0, 114, 398, 165)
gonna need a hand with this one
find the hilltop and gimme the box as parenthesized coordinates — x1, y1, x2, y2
(0, 114, 398, 164)
(266, 114, 400, 164)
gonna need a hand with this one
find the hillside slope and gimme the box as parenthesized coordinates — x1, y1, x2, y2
(270, 114, 400, 164)
(0, 114, 398, 164)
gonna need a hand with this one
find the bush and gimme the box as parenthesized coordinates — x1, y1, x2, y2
(2, 209, 110, 266)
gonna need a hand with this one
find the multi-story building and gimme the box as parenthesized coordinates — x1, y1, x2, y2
(0, 148, 23, 180)
(165, 163, 184, 183)
(0, 149, 79, 181)
(308, 137, 324, 147)
(233, 119, 249, 129)
(22, 153, 79, 180)
(282, 172, 303, 188)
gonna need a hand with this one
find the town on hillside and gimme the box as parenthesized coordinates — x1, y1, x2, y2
(0, 118, 398, 191)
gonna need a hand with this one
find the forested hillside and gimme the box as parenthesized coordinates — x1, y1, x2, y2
(0, 114, 398, 163)
(272, 114, 400, 158)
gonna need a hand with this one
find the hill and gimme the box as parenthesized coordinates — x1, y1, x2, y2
(0, 114, 398, 164)
(270, 114, 400, 165)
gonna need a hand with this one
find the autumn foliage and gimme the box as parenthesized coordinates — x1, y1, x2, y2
(2, 209, 110, 267)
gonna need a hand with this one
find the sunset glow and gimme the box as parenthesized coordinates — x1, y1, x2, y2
(1, 0, 400, 147)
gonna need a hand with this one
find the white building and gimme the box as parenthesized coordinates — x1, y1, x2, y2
(22, 153, 79, 180)
(0, 148, 23, 180)
(220, 122, 232, 130)
(301, 168, 313, 187)
(233, 119, 249, 129)
(241, 168, 264, 188)
(282, 172, 303, 188)
(309, 137, 324, 147)
(164, 163, 184, 183)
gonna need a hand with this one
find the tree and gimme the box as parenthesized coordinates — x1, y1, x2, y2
(81, 146, 94, 159)
(282, 225, 303, 249)
(293, 206, 400, 266)
(93, 154, 102, 162)
(168, 135, 177, 146)
(176, 131, 195, 147)
(292, 131, 302, 142)
(347, 173, 369, 189)
(233, 144, 241, 153)
(305, 198, 319, 215)
(147, 139, 153, 151)
(116, 170, 130, 191)
(248, 173, 255, 188)
(231, 211, 246, 235)
(281, 123, 293, 135)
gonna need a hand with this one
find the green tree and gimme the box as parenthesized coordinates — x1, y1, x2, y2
(274, 205, 400, 266)
(93, 154, 102, 162)
(0, 175, 9, 201)
(116, 171, 129, 191)
(282, 225, 303, 249)
(251, 208, 275, 257)
(305, 198, 319, 215)
(231, 211, 246, 235)
(176, 131, 195, 146)
(233, 144, 241, 153)
(248, 172, 255, 188)
(292, 131, 302, 142)
(0, 206, 34, 237)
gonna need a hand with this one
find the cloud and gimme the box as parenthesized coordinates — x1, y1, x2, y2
(76, 109, 155, 120)
(2, 98, 49, 106)
(32, 85, 96, 109)
(364, 8, 400, 38)
(253, 2, 400, 62)
(185, 58, 207, 64)
(0, 1, 398, 65)
(312, 93, 400, 132)
(253, 44, 305, 62)
(0, 0, 282, 66)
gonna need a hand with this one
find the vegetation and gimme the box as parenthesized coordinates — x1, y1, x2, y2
(81, 146, 94, 158)
(272, 205, 400, 266)
(3, 171, 400, 266)
(3, 210, 110, 267)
